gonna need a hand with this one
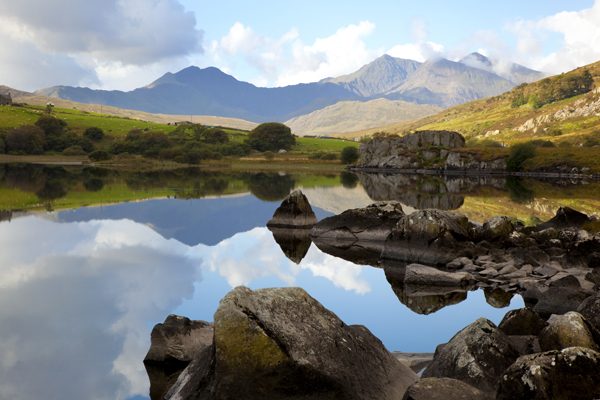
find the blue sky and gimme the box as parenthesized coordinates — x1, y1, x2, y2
(0, 0, 598, 91)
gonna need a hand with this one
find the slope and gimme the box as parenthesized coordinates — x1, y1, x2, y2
(460, 52, 545, 85)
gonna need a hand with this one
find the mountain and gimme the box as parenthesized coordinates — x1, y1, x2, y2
(285, 98, 443, 136)
(383, 58, 516, 107)
(35, 67, 359, 123)
(34, 54, 535, 127)
(459, 52, 545, 85)
(320, 55, 421, 97)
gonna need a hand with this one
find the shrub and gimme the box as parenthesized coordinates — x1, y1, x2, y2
(583, 137, 600, 147)
(263, 150, 275, 160)
(76, 137, 95, 153)
(88, 150, 112, 162)
(184, 149, 201, 164)
(83, 127, 104, 141)
(506, 142, 536, 171)
(62, 145, 87, 156)
(159, 148, 184, 160)
(204, 128, 229, 144)
(321, 153, 338, 160)
(340, 146, 360, 164)
(529, 139, 555, 148)
(6, 125, 46, 154)
(0, 138, 5, 154)
(248, 123, 295, 151)
(558, 141, 573, 147)
(308, 152, 325, 160)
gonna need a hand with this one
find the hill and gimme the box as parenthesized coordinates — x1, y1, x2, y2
(1, 86, 258, 131)
(459, 52, 545, 85)
(339, 59, 600, 147)
(34, 54, 542, 127)
(285, 98, 443, 136)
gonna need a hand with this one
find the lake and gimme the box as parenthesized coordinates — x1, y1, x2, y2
(0, 164, 599, 400)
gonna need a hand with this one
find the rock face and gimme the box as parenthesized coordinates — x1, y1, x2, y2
(497, 347, 600, 400)
(402, 378, 493, 400)
(144, 315, 214, 400)
(266, 189, 318, 228)
(422, 318, 521, 397)
(167, 286, 418, 400)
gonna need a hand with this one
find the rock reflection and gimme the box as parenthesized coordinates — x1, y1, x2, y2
(311, 238, 383, 267)
(268, 227, 312, 264)
(484, 288, 515, 309)
(384, 263, 472, 315)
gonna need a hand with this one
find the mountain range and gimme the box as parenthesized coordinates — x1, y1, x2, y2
(34, 53, 544, 133)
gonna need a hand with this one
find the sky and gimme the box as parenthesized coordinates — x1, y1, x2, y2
(0, 0, 599, 92)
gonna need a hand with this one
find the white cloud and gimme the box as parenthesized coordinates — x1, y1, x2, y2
(210, 21, 383, 87)
(507, 0, 600, 74)
(387, 42, 445, 62)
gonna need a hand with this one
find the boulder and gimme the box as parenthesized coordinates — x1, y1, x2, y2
(382, 209, 475, 266)
(481, 216, 514, 242)
(531, 287, 591, 318)
(402, 378, 493, 400)
(578, 292, 600, 331)
(266, 189, 318, 228)
(144, 315, 214, 364)
(422, 318, 521, 397)
(535, 206, 591, 231)
(404, 264, 474, 287)
(310, 201, 404, 243)
(167, 286, 418, 400)
(498, 308, 547, 336)
(539, 311, 600, 352)
(144, 315, 214, 400)
(497, 347, 600, 400)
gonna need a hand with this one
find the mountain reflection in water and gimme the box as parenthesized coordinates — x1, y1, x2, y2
(1, 165, 600, 400)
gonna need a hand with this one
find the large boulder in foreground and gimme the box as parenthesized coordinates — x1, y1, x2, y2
(402, 377, 493, 400)
(497, 347, 600, 400)
(538, 311, 600, 352)
(267, 189, 318, 228)
(167, 286, 418, 400)
(422, 318, 521, 397)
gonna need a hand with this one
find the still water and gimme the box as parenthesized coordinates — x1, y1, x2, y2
(1, 164, 599, 400)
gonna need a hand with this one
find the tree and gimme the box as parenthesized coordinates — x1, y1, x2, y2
(88, 150, 112, 162)
(35, 116, 66, 137)
(247, 123, 295, 151)
(83, 126, 104, 141)
(506, 142, 536, 172)
(340, 146, 360, 164)
(6, 125, 46, 154)
(204, 128, 229, 144)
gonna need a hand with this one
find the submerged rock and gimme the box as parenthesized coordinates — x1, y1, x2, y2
(422, 318, 521, 397)
(167, 286, 418, 400)
(497, 347, 600, 400)
(267, 189, 318, 228)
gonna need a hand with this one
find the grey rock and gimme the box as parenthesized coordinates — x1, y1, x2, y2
(531, 227, 559, 243)
(507, 335, 541, 355)
(497, 347, 600, 400)
(422, 318, 521, 397)
(482, 216, 513, 242)
(536, 206, 591, 231)
(267, 189, 318, 228)
(546, 272, 582, 289)
(310, 201, 404, 243)
(167, 286, 418, 400)
(497, 264, 518, 275)
(532, 287, 591, 318)
(539, 311, 600, 352)
(404, 264, 474, 286)
(533, 263, 560, 278)
(402, 377, 493, 400)
(498, 308, 548, 336)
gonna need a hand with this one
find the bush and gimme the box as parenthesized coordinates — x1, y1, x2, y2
(529, 139, 555, 148)
(159, 148, 184, 160)
(321, 153, 338, 160)
(0, 138, 4, 154)
(558, 141, 573, 147)
(204, 128, 229, 144)
(62, 145, 87, 156)
(77, 137, 95, 153)
(583, 137, 600, 147)
(308, 152, 325, 160)
(263, 150, 275, 160)
(6, 125, 46, 154)
(88, 150, 112, 162)
(248, 122, 295, 151)
(340, 146, 360, 164)
(83, 127, 104, 141)
(506, 142, 537, 171)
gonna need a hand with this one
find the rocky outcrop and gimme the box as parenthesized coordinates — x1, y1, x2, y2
(266, 189, 318, 228)
(444, 152, 506, 171)
(497, 347, 600, 400)
(402, 378, 493, 400)
(144, 315, 214, 400)
(422, 318, 521, 397)
(403, 264, 474, 286)
(166, 286, 418, 400)
(357, 130, 465, 169)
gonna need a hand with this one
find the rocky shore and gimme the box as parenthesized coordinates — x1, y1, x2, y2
(144, 192, 600, 399)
